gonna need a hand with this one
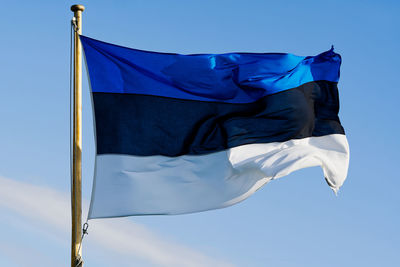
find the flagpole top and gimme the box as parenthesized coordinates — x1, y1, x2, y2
(71, 4, 85, 12)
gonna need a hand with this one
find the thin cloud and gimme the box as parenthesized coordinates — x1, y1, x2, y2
(0, 176, 234, 267)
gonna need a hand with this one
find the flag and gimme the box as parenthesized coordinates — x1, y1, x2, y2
(80, 35, 349, 219)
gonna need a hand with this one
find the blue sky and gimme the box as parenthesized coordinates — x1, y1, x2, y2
(0, 0, 399, 266)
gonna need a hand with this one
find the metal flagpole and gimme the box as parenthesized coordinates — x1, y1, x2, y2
(71, 4, 85, 267)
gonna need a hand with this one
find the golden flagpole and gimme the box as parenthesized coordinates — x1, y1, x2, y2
(71, 4, 85, 267)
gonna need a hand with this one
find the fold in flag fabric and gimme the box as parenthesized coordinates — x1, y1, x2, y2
(80, 35, 350, 219)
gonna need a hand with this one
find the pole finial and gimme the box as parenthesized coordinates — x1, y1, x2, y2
(71, 4, 85, 12)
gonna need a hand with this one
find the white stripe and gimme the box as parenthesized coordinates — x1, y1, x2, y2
(88, 134, 349, 219)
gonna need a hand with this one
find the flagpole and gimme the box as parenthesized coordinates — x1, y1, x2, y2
(71, 4, 85, 267)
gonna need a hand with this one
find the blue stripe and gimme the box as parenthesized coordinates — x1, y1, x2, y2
(81, 35, 341, 104)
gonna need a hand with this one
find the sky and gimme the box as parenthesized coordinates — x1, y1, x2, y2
(0, 0, 399, 266)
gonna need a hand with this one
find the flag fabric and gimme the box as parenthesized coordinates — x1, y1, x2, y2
(80, 35, 349, 219)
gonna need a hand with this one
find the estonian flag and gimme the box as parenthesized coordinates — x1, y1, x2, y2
(80, 36, 349, 219)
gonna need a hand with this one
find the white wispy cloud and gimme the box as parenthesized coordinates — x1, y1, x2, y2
(0, 176, 234, 267)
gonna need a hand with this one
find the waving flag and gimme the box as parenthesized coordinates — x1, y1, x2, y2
(80, 35, 349, 219)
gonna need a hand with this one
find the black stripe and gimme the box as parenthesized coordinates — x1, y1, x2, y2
(93, 81, 344, 156)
